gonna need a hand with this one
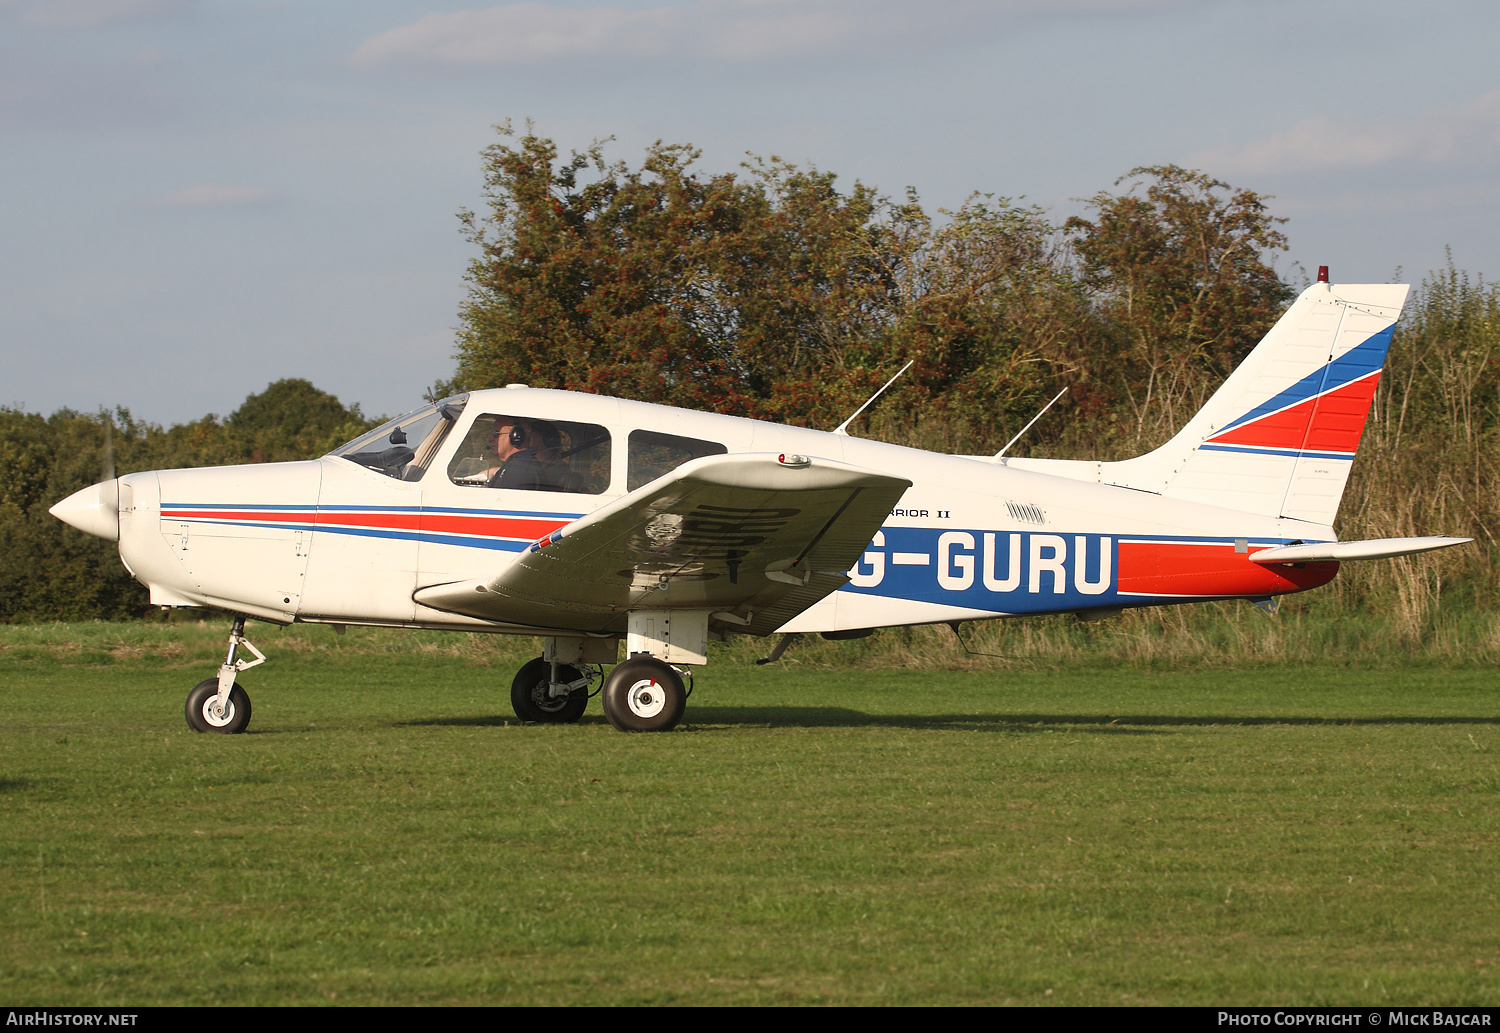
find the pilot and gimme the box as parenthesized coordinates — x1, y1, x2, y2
(486, 417, 565, 491)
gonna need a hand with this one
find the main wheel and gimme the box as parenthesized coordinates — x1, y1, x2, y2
(510, 658, 589, 724)
(185, 678, 252, 734)
(600, 658, 686, 732)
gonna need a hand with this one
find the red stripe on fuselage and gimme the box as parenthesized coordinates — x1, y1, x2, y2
(314, 511, 417, 530)
(1117, 541, 1338, 597)
(162, 509, 569, 541)
(417, 512, 567, 540)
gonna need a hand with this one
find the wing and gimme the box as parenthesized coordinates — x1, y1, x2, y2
(413, 452, 911, 636)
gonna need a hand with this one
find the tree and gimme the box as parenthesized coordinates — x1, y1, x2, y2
(452, 125, 1095, 438)
(454, 124, 915, 426)
(0, 408, 150, 621)
(885, 194, 1099, 438)
(1065, 165, 1293, 442)
(456, 127, 752, 414)
(227, 379, 372, 463)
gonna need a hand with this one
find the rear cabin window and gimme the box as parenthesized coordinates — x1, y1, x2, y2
(447, 415, 612, 494)
(627, 430, 727, 491)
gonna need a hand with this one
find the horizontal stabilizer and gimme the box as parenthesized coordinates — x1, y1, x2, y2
(1249, 536, 1471, 564)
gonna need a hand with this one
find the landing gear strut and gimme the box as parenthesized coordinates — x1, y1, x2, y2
(184, 617, 262, 734)
(507, 616, 701, 731)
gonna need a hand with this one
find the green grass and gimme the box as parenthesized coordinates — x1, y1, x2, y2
(2, 621, 1499, 1005)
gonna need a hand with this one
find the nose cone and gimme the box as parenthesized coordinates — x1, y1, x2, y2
(50, 480, 120, 541)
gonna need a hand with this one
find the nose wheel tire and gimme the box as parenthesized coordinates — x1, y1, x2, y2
(510, 658, 589, 724)
(185, 679, 252, 734)
(601, 658, 686, 732)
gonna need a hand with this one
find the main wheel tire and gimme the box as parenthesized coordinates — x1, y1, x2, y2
(185, 678, 252, 734)
(600, 658, 686, 732)
(510, 658, 589, 724)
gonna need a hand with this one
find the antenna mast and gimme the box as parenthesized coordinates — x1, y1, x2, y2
(993, 387, 1068, 459)
(833, 361, 914, 436)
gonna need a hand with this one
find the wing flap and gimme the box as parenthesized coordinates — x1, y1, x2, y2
(414, 453, 911, 635)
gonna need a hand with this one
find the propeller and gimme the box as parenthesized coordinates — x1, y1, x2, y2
(102, 411, 116, 482)
(51, 409, 123, 541)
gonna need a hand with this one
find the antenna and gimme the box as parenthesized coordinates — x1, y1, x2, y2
(833, 361, 914, 436)
(993, 386, 1068, 460)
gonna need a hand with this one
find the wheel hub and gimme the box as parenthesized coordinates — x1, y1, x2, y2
(534, 683, 571, 712)
(202, 696, 234, 727)
(626, 679, 665, 718)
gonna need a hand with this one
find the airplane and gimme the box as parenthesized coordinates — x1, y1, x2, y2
(50, 274, 1470, 734)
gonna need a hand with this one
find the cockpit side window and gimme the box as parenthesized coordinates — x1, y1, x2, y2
(335, 396, 468, 481)
(448, 415, 612, 494)
(627, 430, 728, 491)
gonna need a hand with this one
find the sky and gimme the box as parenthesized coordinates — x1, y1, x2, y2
(4, 0, 1499, 426)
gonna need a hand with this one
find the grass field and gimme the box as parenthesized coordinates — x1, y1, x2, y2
(2, 620, 1499, 1005)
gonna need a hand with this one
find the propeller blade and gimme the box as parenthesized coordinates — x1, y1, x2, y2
(102, 412, 115, 482)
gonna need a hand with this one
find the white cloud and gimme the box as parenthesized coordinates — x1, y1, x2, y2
(354, 4, 680, 65)
(153, 184, 273, 208)
(1194, 89, 1500, 177)
(0, 0, 192, 29)
(350, 0, 1185, 67)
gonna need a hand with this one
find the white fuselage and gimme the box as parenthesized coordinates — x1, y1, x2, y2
(109, 387, 1338, 636)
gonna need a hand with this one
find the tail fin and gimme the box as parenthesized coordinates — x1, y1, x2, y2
(1097, 281, 1408, 524)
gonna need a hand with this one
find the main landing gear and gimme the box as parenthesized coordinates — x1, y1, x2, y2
(184, 617, 263, 734)
(510, 657, 593, 724)
(507, 653, 688, 733)
(600, 657, 687, 733)
(508, 621, 697, 732)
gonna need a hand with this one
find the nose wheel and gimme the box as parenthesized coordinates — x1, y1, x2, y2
(185, 678, 252, 734)
(184, 616, 262, 734)
(600, 657, 686, 732)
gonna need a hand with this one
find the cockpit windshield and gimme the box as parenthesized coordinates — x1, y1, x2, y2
(333, 395, 468, 481)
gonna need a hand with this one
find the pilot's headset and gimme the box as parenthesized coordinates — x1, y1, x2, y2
(535, 423, 562, 455)
(493, 418, 528, 450)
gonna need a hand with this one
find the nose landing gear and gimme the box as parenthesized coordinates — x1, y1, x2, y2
(184, 617, 263, 734)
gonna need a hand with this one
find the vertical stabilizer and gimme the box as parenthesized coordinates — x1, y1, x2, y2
(1098, 281, 1408, 524)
